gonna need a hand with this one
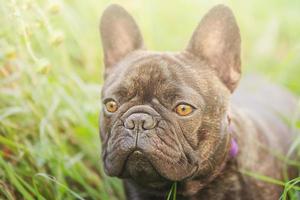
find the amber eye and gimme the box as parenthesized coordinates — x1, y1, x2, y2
(175, 104, 194, 116)
(105, 100, 118, 113)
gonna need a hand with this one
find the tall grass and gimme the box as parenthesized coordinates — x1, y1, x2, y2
(0, 0, 299, 199)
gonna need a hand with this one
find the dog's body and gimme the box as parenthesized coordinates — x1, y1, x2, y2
(123, 74, 297, 200)
(99, 4, 298, 200)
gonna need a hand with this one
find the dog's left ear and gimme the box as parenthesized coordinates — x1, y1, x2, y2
(187, 5, 241, 92)
(100, 4, 144, 78)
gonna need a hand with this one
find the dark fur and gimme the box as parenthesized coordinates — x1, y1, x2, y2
(99, 4, 298, 200)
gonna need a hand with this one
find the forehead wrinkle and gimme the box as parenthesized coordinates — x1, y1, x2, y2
(161, 55, 209, 106)
(125, 58, 178, 103)
(136, 61, 166, 101)
(102, 68, 137, 102)
(130, 55, 195, 104)
(104, 54, 195, 104)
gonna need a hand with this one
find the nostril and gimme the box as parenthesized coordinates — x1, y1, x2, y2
(142, 116, 156, 130)
(124, 119, 135, 130)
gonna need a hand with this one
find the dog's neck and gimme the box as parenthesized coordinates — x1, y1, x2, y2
(177, 115, 238, 197)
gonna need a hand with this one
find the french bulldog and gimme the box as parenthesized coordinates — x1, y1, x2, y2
(99, 4, 298, 200)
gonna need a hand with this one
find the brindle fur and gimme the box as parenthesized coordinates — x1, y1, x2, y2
(99, 4, 298, 200)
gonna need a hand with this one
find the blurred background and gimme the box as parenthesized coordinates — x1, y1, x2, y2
(0, 0, 299, 199)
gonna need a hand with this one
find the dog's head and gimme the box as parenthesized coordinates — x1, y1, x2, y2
(99, 4, 241, 188)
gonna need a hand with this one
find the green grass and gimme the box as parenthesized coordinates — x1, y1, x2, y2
(167, 182, 177, 200)
(0, 0, 299, 199)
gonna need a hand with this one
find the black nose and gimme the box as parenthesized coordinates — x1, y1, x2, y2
(124, 113, 156, 130)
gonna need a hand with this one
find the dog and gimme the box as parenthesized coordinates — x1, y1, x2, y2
(99, 4, 298, 200)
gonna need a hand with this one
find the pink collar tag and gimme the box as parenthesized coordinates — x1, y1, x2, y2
(229, 138, 238, 157)
(227, 115, 238, 158)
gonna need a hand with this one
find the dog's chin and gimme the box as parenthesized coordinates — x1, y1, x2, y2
(120, 150, 169, 188)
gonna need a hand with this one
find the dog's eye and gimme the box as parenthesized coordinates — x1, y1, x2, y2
(175, 104, 194, 116)
(105, 100, 118, 113)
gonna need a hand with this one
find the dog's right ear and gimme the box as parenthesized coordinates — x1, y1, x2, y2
(100, 4, 144, 78)
(186, 5, 241, 93)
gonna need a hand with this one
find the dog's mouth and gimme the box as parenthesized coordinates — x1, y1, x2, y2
(120, 149, 169, 187)
(104, 141, 198, 187)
